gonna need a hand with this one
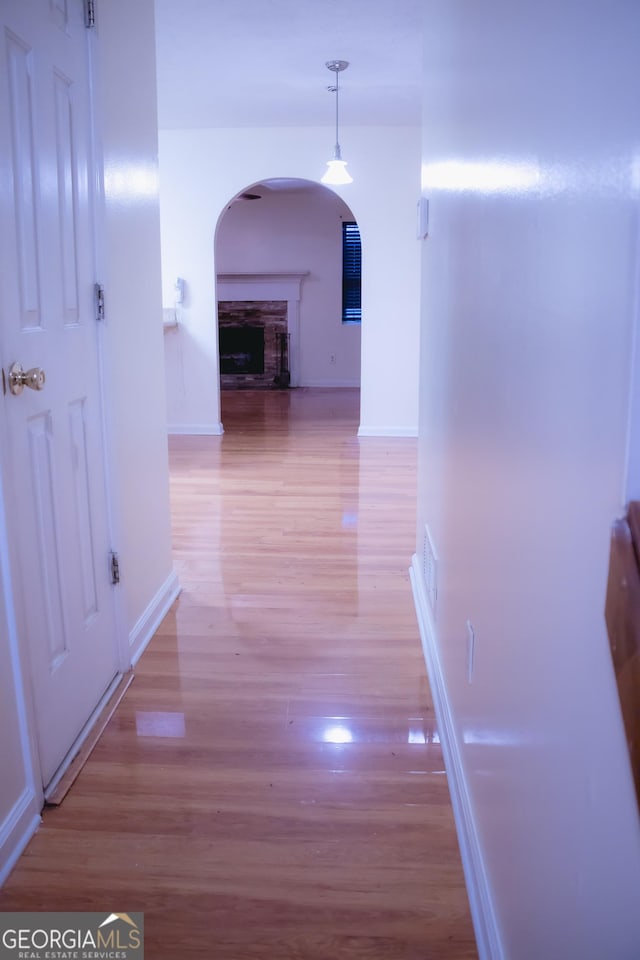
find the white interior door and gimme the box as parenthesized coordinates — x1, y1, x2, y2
(0, 0, 118, 788)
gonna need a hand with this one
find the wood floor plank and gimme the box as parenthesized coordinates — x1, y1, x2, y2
(0, 388, 477, 959)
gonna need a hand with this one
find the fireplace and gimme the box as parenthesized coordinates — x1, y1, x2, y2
(216, 274, 308, 388)
(219, 325, 264, 375)
(218, 300, 287, 389)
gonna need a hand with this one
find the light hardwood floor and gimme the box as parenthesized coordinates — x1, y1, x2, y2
(0, 388, 477, 959)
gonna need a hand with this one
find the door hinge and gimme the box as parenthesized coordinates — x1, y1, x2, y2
(109, 551, 120, 586)
(95, 283, 105, 322)
(84, 0, 96, 28)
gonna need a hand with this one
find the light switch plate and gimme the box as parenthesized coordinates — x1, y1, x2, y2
(417, 196, 429, 239)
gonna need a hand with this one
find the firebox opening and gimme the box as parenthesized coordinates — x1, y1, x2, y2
(219, 325, 265, 375)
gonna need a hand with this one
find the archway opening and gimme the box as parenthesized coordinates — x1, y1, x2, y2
(214, 178, 361, 404)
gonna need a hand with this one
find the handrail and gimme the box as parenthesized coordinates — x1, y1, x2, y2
(605, 505, 640, 809)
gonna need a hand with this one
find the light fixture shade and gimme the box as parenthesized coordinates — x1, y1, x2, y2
(321, 60, 353, 185)
(321, 158, 353, 185)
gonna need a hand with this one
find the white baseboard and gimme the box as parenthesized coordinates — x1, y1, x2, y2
(409, 555, 504, 960)
(357, 425, 418, 437)
(301, 380, 361, 388)
(129, 569, 181, 667)
(167, 423, 224, 436)
(0, 787, 41, 887)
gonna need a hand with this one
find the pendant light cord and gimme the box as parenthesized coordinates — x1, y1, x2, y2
(334, 70, 340, 155)
(321, 60, 352, 182)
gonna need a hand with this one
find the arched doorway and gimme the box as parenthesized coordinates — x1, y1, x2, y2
(214, 178, 361, 404)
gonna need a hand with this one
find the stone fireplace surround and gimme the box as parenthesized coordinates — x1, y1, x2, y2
(216, 273, 307, 388)
(218, 300, 286, 389)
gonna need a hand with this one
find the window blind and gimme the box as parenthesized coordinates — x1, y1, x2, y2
(342, 221, 361, 323)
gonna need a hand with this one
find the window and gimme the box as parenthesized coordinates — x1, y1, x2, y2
(342, 221, 361, 323)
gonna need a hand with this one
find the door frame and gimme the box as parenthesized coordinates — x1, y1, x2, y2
(83, 12, 130, 677)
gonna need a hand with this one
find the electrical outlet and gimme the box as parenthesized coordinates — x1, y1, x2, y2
(423, 524, 438, 616)
(466, 620, 475, 683)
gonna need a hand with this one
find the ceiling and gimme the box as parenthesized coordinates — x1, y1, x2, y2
(154, 0, 424, 130)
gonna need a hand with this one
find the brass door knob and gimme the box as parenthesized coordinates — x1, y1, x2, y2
(8, 361, 46, 396)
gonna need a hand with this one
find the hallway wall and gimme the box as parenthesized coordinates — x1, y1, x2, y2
(158, 125, 421, 435)
(96, 0, 177, 651)
(0, 470, 38, 884)
(414, 1, 640, 957)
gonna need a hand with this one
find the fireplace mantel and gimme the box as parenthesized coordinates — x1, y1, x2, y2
(216, 273, 308, 386)
(216, 273, 308, 301)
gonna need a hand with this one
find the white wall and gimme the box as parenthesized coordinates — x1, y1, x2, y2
(624, 289, 640, 500)
(216, 185, 360, 387)
(0, 462, 39, 885)
(96, 0, 177, 653)
(415, 2, 640, 958)
(159, 125, 421, 434)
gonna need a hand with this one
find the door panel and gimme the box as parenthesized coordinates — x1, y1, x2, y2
(68, 398, 100, 623)
(6, 31, 42, 330)
(0, 0, 118, 788)
(27, 410, 69, 668)
(54, 69, 81, 323)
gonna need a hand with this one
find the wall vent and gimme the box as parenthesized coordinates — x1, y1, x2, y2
(423, 524, 438, 617)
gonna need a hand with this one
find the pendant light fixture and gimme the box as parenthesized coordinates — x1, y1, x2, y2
(321, 60, 353, 185)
